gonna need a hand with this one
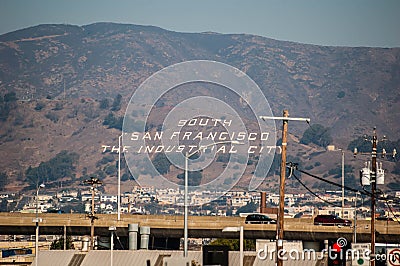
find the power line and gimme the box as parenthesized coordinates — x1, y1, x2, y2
(291, 172, 341, 207)
(290, 162, 400, 208)
(376, 188, 400, 225)
(289, 162, 371, 196)
(379, 197, 400, 225)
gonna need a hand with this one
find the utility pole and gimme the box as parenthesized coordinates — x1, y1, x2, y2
(260, 110, 310, 266)
(341, 150, 345, 218)
(84, 177, 102, 250)
(277, 110, 289, 266)
(370, 129, 377, 266)
(354, 127, 397, 266)
(353, 192, 359, 244)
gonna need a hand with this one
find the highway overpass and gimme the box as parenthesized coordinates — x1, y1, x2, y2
(0, 213, 399, 243)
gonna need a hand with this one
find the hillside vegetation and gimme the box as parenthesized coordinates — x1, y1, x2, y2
(0, 23, 399, 194)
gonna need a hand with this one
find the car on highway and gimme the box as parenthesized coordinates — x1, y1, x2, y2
(313, 214, 352, 226)
(245, 214, 277, 224)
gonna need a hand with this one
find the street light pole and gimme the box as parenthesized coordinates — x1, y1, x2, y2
(239, 226, 244, 266)
(340, 150, 345, 218)
(183, 140, 242, 257)
(222, 226, 243, 266)
(109, 226, 116, 266)
(333, 148, 345, 217)
(184, 151, 189, 258)
(118, 134, 122, 221)
(34, 183, 45, 266)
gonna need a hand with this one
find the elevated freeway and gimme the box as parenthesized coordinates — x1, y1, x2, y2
(0, 213, 399, 243)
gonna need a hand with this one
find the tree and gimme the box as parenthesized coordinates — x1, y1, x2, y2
(217, 154, 230, 163)
(0, 102, 11, 121)
(256, 155, 277, 177)
(99, 98, 109, 109)
(4, 92, 17, 102)
(152, 153, 172, 175)
(236, 201, 258, 215)
(348, 136, 400, 155)
(209, 238, 255, 251)
(104, 164, 117, 175)
(0, 199, 8, 212)
(0, 92, 18, 121)
(177, 171, 203, 186)
(50, 236, 74, 250)
(300, 124, 332, 147)
(34, 101, 46, 111)
(111, 94, 122, 111)
(103, 112, 123, 130)
(25, 151, 79, 187)
(392, 161, 400, 175)
(0, 172, 7, 191)
(328, 165, 354, 179)
(53, 102, 64, 111)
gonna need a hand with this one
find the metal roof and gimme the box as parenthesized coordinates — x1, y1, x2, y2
(80, 250, 202, 266)
(31, 250, 79, 266)
(32, 250, 323, 266)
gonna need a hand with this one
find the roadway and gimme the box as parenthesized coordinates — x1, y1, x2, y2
(0, 213, 399, 243)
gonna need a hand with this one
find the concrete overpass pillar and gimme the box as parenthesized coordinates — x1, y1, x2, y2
(128, 223, 139, 250)
(303, 241, 321, 251)
(324, 239, 329, 251)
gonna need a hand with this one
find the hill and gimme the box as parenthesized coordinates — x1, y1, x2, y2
(0, 23, 399, 195)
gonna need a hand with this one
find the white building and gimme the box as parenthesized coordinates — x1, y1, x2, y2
(317, 207, 355, 219)
(231, 195, 251, 207)
(100, 194, 118, 203)
(81, 194, 99, 202)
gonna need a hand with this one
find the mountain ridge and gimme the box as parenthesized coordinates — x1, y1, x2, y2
(0, 22, 399, 194)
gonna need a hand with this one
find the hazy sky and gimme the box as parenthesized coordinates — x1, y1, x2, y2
(1, 0, 399, 47)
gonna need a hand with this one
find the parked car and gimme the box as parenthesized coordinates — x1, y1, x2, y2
(313, 214, 352, 226)
(245, 214, 277, 224)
